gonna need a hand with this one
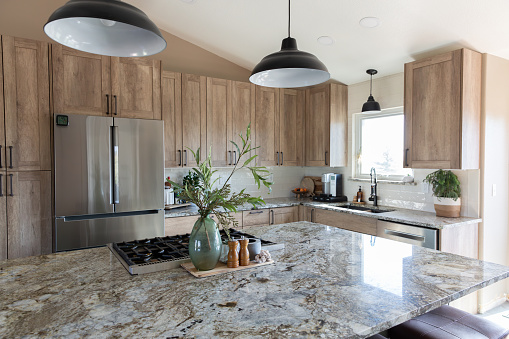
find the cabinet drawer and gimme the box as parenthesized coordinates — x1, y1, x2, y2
(314, 209, 377, 236)
(243, 209, 269, 227)
(164, 216, 197, 237)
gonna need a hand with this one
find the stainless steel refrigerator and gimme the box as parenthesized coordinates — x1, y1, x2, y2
(54, 114, 164, 252)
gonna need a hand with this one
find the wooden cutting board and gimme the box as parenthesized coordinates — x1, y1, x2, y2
(300, 177, 315, 194)
(181, 260, 274, 278)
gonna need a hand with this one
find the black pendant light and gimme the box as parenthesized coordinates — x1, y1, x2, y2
(44, 0, 166, 57)
(249, 0, 330, 88)
(362, 69, 381, 113)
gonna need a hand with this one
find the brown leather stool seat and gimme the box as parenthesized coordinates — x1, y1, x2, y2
(389, 305, 509, 339)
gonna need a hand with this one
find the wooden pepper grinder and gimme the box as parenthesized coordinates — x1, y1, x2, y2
(239, 237, 250, 266)
(227, 240, 239, 268)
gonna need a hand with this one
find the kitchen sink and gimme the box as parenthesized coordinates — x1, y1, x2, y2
(333, 203, 394, 214)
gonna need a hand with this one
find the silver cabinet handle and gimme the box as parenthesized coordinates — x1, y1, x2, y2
(325, 151, 328, 166)
(113, 95, 118, 115)
(178, 150, 182, 166)
(110, 126, 119, 204)
(405, 148, 409, 167)
(384, 229, 425, 242)
(106, 94, 110, 115)
(233, 151, 236, 165)
(184, 150, 187, 166)
(8, 146, 13, 169)
(0, 174, 3, 197)
(8, 174, 13, 196)
(228, 151, 232, 165)
(249, 210, 263, 214)
(276, 152, 279, 165)
(281, 152, 283, 166)
(310, 208, 315, 222)
(271, 209, 275, 224)
(0, 145, 3, 169)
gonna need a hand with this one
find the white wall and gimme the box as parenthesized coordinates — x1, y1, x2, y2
(478, 54, 509, 312)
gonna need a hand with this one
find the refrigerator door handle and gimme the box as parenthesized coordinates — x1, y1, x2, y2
(111, 126, 120, 204)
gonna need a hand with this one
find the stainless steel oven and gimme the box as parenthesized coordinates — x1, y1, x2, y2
(376, 220, 438, 249)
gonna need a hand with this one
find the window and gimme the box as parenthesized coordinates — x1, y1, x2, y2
(354, 108, 412, 180)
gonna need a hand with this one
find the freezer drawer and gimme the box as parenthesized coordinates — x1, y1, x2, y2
(376, 220, 438, 249)
(55, 210, 164, 252)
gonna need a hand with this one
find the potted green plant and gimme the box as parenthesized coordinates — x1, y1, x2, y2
(169, 125, 272, 271)
(423, 169, 461, 217)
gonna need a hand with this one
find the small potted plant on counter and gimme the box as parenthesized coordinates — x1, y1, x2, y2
(169, 125, 272, 271)
(423, 169, 461, 217)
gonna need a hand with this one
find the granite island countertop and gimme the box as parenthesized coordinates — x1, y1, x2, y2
(1, 222, 508, 338)
(165, 197, 481, 230)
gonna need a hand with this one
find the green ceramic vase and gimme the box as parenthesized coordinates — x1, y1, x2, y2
(188, 215, 221, 271)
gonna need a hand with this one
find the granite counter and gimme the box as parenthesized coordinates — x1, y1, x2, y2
(1, 222, 507, 338)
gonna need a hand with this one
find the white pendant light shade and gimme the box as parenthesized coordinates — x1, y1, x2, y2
(44, 0, 167, 57)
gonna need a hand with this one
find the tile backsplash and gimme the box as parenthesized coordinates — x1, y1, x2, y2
(165, 166, 479, 217)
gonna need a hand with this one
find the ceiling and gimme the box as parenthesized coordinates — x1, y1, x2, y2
(125, 0, 509, 85)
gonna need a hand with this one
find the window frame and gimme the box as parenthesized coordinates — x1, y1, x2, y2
(353, 107, 410, 181)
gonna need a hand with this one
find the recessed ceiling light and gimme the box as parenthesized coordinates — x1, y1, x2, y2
(317, 36, 335, 46)
(359, 17, 380, 28)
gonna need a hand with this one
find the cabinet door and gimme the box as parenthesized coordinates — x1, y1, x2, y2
(3, 36, 51, 171)
(206, 78, 231, 167)
(230, 81, 255, 166)
(162, 71, 182, 168)
(0, 38, 5, 176)
(315, 209, 376, 235)
(270, 206, 298, 225)
(182, 74, 206, 167)
(52, 45, 111, 116)
(404, 50, 462, 169)
(164, 216, 197, 237)
(7, 171, 52, 259)
(279, 89, 304, 166)
(298, 205, 315, 222)
(0, 172, 6, 261)
(111, 57, 161, 119)
(243, 209, 270, 227)
(305, 84, 330, 166)
(254, 86, 279, 166)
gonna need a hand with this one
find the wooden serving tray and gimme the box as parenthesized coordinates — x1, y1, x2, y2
(181, 260, 274, 278)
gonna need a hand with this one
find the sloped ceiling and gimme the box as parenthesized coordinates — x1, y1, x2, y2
(126, 0, 509, 84)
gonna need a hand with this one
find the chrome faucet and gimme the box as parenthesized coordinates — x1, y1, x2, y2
(369, 167, 378, 206)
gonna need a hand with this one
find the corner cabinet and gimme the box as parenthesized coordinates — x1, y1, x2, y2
(52, 45, 161, 120)
(404, 48, 481, 169)
(305, 83, 348, 167)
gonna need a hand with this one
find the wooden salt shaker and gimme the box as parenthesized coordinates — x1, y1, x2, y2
(239, 238, 250, 266)
(227, 240, 239, 268)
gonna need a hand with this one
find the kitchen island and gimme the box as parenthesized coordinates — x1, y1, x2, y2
(1, 222, 508, 338)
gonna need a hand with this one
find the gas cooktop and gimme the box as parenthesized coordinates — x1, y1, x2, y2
(108, 229, 284, 275)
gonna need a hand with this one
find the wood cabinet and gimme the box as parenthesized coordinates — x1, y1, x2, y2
(162, 71, 182, 168)
(206, 77, 231, 167)
(314, 208, 377, 236)
(278, 89, 305, 166)
(299, 205, 315, 222)
(52, 46, 161, 120)
(3, 36, 51, 171)
(181, 74, 206, 167)
(269, 206, 298, 225)
(6, 171, 52, 259)
(230, 81, 256, 165)
(243, 209, 270, 227)
(254, 86, 279, 166)
(164, 212, 243, 237)
(305, 83, 348, 167)
(404, 48, 481, 169)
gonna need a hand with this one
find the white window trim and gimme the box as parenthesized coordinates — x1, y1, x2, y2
(352, 106, 411, 181)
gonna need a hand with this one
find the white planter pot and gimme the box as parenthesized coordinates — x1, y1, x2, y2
(433, 196, 461, 218)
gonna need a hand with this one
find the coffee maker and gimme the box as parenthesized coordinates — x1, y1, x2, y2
(313, 173, 347, 202)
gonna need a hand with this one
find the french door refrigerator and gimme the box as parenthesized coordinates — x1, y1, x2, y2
(54, 114, 164, 251)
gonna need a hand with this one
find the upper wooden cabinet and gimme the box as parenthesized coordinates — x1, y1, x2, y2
(305, 83, 348, 167)
(206, 77, 231, 167)
(181, 73, 206, 167)
(52, 45, 161, 120)
(162, 71, 182, 168)
(254, 86, 279, 166)
(2, 36, 51, 172)
(230, 81, 255, 165)
(279, 89, 305, 166)
(404, 48, 481, 169)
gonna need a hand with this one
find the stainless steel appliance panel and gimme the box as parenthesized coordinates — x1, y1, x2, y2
(55, 210, 164, 252)
(54, 115, 113, 216)
(114, 118, 164, 212)
(376, 220, 438, 249)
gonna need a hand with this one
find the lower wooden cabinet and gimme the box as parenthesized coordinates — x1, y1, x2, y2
(1, 171, 52, 260)
(164, 212, 243, 237)
(313, 208, 377, 236)
(270, 206, 298, 225)
(243, 209, 270, 227)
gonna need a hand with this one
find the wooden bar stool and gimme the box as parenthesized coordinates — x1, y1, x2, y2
(389, 305, 509, 339)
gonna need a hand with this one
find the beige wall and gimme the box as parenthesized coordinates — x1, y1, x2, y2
(0, 0, 251, 81)
(478, 53, 509, 312)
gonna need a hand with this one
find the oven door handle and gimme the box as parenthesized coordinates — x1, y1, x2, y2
(384, 229, 425, 242)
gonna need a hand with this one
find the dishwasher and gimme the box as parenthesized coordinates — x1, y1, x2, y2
(376, 220, 438, 250)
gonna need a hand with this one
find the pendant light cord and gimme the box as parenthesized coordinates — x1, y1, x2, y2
(288, 0, 291, 37)
(370, 74, 373, 96)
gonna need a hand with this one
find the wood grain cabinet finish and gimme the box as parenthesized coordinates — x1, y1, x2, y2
(3, 36, 51, 171)
(269, 206, 298, 225)
(254, 86, 279, 166)
(404, 48, 481, 169)
(111, 57, 161, 120)
(305, 83, 348, 167)
(6, 171, 52, 259)
(314, 209, 377, 236)
(278, 89, 305, 166)
(206, 77, 231, 167)
(181, 74, 206, 167)
(298, 205, 315, 222)
(162, 71, 183, 168)
(230, 81, 256, 166)
(164, 212, 243, 237)
(243, 209, 270, 227)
